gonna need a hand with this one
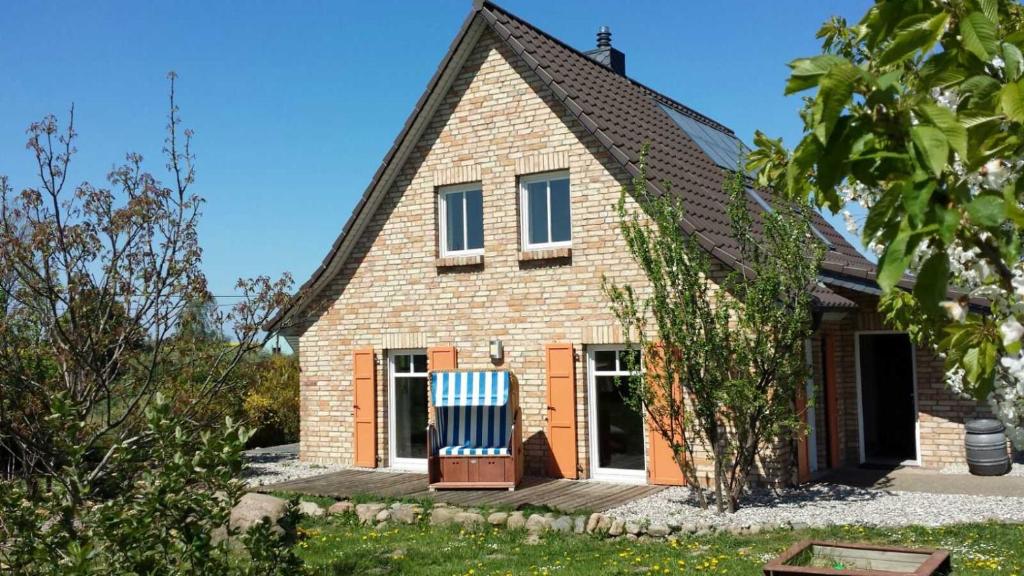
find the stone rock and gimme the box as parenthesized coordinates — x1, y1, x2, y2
(525, 514, 550, 533)
(356, 503, 387, 524)
(624, 521, 641, 536)
(390, 548, 406, 560)
(328, 500, 354, 515)
(430, 507, 457, 526)
(211, 525, 229, 545)
(454, 512, 485, 528)
(790, 521, 809, 531)
(608, 519, 625, 537)
(391, 504, 418, 524)
(747, 523, 762, 535)
(647, 523, 671, 538)
(297, 501, 325, 518)
(625, 533, 638, 541)
(680, 522, 697, 534)
(375, 509, 392, 523)
(573, 515, 586, 534)
(549, 516, 573, 533)
(487, 512, 509, 526)
(507, 512, 527, 530)
(585, 513, 603, 533)
(596, 515, 612, 535)
(230, 493, 290, 536)
(667, 520, 681, 532)
(375, 521, 388, 530)
(524, 532, 542, 545)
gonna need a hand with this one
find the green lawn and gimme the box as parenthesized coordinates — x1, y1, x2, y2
(292, 510, 1023, 575)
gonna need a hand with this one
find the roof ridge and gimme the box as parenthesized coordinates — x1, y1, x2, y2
(482, 1, 736, 136)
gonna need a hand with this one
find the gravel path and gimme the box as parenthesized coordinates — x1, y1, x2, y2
(242, 451, 345, 488)
(606, 484, 1024, 529)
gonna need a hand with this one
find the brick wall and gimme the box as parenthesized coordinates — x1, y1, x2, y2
(810, 288, 990, 469)
(297, 29, 664, 478)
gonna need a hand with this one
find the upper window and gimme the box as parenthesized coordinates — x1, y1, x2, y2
(520, 172, 571, 250)
(438, 183, 484, 257)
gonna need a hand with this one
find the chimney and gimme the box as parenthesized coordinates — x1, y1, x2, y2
(584, 26, 625, 76)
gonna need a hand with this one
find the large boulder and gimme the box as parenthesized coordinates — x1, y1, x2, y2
(230, 493, 290, 536)
(356, 503, 387, 524)
(327, 500, 354, 515)
(549, 516, 573, 533)
(430, 507, 458, 526)
(454, 512, 485, 528)
(506, 511, 527, 530)
(391, 504, 420, 524)
(525, 514, 550, 533)
(297, 501, 325, 518)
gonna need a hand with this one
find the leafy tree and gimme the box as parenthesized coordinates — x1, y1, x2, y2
(749, 0, 1024, 445)
(243, 353, 301, 447)
(0, 74, 296, 571)
(603, 152, 824, 512)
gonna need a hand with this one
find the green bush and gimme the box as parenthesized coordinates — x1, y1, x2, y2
(243, 354, 300, 447)
(0, 396, 302, 575)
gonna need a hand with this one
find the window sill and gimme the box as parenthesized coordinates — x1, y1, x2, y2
(436, 254, 484, 268)
(518, 247, 572, 262)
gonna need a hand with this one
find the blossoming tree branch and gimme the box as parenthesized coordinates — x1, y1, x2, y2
(748, 0, 1024, 444)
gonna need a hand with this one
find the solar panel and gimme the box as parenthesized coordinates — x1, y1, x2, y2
(657, 102, 749, 172)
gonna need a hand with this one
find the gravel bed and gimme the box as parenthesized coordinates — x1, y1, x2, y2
(242, 451, 345, 488)
(941, 460, 1024, 477)
(606, 484, 1024, 529)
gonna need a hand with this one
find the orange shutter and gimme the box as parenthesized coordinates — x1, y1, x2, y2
(824, 335, 840, 469)
(646, 347, 685, 486)
(353, 348, 377, 468)
(428, 346, 458, 371)
(545, 343, 577, 479)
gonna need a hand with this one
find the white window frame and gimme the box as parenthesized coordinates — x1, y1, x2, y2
(438, 183, 484, 258)
(520, 171, 571, 251)
(387, 349, 429, 472)
(587, 345, 647, 484)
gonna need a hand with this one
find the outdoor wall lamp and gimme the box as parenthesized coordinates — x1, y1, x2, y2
(489, 338, 504, 363)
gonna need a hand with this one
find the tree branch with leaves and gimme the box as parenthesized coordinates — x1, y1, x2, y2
(603, 149, 824, 512)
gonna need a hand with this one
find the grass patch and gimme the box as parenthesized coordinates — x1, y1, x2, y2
(292, 515, 1023, 575)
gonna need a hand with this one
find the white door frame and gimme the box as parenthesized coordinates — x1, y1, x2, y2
(387, 349, 428, 472)
(586, 345, 647, 484)
(854, 331, 921, 467)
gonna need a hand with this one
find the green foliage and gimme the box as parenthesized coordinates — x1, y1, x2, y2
(293, 513, 1024, 575)
(0, 396, 302, 574)
(749, 0, 1024, 406)
(602, 149, 825, 512)
(244, 354, 301, 446)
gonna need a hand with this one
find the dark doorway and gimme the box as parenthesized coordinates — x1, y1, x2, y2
(857, 333, 917, 464)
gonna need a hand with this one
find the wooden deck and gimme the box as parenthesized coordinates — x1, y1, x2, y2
(255, 469, 663, 513)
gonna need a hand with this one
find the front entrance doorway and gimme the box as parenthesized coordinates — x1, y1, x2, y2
(587, 346, 646, 483)
(856, 333, 919, 465)
(388, 350, 429, 472)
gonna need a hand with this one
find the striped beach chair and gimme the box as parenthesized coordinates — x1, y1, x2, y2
(427, 370, 523, 490)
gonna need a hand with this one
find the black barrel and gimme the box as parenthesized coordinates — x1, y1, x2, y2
(965, 418, 1010, 476)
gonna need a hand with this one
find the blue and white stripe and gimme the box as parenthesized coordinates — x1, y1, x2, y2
(431, 371, 511, 457)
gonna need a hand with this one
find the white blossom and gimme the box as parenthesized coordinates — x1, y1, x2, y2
(940, 300, 967, 322)
(1000, 318, 1024, 347)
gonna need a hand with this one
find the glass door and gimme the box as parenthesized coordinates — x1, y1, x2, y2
(388, 350, 429, 471)
(587, 346, 646, 483)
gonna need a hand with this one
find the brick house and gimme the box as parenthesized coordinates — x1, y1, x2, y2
(269, 1, 989, 486)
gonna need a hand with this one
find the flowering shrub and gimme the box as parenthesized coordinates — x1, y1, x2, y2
(749, 0, 1024, 445)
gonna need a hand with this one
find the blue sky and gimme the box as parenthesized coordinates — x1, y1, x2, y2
(1, 0, 873, 306)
